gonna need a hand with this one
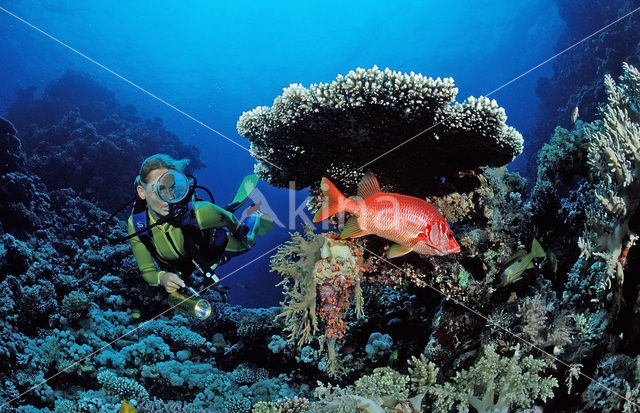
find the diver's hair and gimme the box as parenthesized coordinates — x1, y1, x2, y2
(134, 154, 190, 187)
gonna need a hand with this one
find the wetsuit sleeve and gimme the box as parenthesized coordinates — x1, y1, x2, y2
(127, 217, 161, 286)
(194, 201, 240, 230)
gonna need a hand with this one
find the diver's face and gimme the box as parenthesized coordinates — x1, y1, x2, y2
(137, 168, 170, 219)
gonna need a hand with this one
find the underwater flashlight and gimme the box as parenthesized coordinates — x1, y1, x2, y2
(167, 287, 212, 320)
(152, 170, 191, 204)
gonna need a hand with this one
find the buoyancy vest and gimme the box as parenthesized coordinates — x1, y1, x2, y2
(131, 198, 228, 277)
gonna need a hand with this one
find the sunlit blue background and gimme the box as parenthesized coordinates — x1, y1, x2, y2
(0, 0, 563, 307)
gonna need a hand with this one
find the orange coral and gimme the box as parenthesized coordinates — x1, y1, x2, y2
(314, 252, 360, 340)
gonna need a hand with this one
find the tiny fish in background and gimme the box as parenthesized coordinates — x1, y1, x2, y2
(571, 106, 579, 126)
(313, 172, 461, 258)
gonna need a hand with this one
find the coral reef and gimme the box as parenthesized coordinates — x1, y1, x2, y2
(5, 71, 204, 215)
(580, 63, 640, 310)
(528, 0, 640, 178)
(0, 75, 309, 412)
(237, 66, 522, 193)
(4, 57, 640, 412)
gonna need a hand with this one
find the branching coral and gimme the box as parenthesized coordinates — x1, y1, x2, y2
(252, 396, 311, 413)
(518, 295, 572, 354)
(581, 354, 640, 412)
(271, 227, 325, 346)
(429, 343, 558, 413)
(309, 355, 437, 413)
(237, 66, 522, 191)
(60, 290, 90, 323)
(97, 369, 149, 402)
(582, 62, 640, 310)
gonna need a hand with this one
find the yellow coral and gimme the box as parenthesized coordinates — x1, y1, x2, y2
(271, 226, 325, 346)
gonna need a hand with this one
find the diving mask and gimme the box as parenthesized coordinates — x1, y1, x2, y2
(147, 170, 191, 204)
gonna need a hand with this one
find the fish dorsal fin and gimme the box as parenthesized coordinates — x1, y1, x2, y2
(340, 216, 370, 239)
(388, 243, 413, 258)
(357, 172, 382, 200)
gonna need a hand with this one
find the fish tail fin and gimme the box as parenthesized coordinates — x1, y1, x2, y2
(531, 238, 545, 258)
(313, 177, 350, 222)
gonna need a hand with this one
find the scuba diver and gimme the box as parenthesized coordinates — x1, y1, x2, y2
(105, 153, 273, 319)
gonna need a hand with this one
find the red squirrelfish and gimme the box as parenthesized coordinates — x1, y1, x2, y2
(313, 172, 461, 258)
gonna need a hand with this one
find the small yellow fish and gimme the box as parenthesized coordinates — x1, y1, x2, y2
(121, 400, 138, 413)
(130, 312, 141, 319)
(498, 239, 546, 287)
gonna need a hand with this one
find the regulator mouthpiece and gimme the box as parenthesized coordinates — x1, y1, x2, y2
(152, 170, 191, 204)
(168, 291, 212, 320)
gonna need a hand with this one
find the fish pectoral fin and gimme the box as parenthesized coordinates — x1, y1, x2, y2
(388, 243, 413, 258)
(340, 216, 370, 239)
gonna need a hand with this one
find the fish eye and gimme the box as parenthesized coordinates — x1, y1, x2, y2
(447, 231, 453, 239)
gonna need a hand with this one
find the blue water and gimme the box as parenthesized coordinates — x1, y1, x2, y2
(0, 0, 563, 307)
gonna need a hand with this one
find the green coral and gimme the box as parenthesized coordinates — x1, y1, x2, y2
(430, 343, 557, 413)
(407, 354, 439, 410)
(271, 227, 325, 346)
(581, 62, 640, 311)
(305, 355, 438, 413)
(252, 397, 310, 413)
(353, 367, 410, 408)
(60, 291, 90, 323)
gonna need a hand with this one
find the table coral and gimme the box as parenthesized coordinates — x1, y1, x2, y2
(237, 66, 523, 192)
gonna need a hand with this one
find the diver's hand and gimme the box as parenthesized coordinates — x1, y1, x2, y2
(159, 271, 186, 293)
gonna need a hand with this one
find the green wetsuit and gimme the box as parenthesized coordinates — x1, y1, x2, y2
(127, 201, 248, 286)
